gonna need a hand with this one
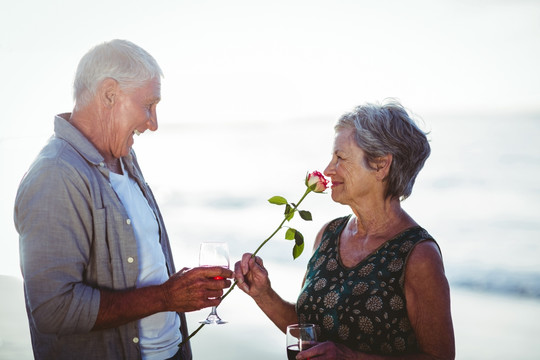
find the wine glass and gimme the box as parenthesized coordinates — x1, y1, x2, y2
(286, 323, 317, 360)
(199, 242, 229, 325)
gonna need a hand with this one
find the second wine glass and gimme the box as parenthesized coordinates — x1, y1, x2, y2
(199, 242, 229, 325)
(286, 323, 317, 360)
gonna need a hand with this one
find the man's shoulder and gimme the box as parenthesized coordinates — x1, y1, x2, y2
(17, 138, 99, 199)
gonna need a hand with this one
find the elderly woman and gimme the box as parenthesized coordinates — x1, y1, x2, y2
(235, 100, 455, 359)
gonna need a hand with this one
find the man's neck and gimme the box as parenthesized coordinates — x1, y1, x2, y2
(69, 105, 117, 171)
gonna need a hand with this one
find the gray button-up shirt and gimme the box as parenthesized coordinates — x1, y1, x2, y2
(14, 114, 191, 360)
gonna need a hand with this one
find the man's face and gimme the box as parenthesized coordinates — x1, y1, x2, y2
(108, 77, 161, 158)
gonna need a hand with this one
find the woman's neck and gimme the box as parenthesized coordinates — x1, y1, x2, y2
(349, 197, 415, 239)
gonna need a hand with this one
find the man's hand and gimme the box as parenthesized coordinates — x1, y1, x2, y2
(162, 266, 234, 312)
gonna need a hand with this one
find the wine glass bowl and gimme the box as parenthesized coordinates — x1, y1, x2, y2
(286, 323, 317, 360)
(199, 242, 229, 325)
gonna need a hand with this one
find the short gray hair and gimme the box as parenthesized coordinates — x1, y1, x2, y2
(335, 99, 430, 201)
(73, 39, 163, 109)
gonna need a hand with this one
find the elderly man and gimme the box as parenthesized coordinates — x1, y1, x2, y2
(14, 39, 232, 360)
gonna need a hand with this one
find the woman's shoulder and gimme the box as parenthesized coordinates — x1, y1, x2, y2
(402, 227, 444, 273)
(326, 215, 352, 233)
(312, 215, 352, 252)
(395, 226, 437, 247)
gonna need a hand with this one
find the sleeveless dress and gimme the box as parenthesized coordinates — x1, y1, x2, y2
(296, 215, 438, 355)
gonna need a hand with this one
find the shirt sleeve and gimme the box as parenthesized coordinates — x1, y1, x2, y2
(15, 156, 101, 335)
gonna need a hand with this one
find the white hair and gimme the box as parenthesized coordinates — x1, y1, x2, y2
(73, 39, 163, 109)
(335, 99, 431, 201)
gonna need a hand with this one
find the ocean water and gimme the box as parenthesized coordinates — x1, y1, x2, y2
(138, 114, 540, 359)
(2, 113, 540, 359)
(131, 114, 540, 297)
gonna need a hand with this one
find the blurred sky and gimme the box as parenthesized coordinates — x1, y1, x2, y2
(1, 0, 540, 278)
(2, 0, 539, 133)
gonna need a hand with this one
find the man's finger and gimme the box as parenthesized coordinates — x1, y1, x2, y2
(198, 266, 233, 279)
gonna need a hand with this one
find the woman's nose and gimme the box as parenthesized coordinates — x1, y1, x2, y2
(323, 161, 334, 177)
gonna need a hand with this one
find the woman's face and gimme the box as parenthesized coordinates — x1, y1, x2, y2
(323, 128, 377, 206)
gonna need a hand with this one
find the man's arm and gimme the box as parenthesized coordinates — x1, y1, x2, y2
(93, 266, 233, 331)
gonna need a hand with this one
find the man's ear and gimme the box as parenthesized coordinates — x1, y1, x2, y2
(373, 154, 392, 181)
(99, 78, 119, 108)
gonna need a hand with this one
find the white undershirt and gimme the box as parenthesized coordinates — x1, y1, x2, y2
(109, 160, 181, 359)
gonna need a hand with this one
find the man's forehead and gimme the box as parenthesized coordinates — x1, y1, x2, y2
(144, 78, 161, 99)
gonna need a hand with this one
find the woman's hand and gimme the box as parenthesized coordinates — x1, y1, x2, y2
(234, 253, 299, 332)
(234, 253, 271, 299)
(297, 341, 359, 360)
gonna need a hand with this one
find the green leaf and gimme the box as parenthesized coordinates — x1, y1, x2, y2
(284, 204, 295, 221)
(286, 210, 295, 221)
(285, 228, 296, 240)
(294, 230, 304, 246)
(293, 242, 304, 259)
(299, 210, 312, 221)
(284, 204, 291, 215)
(268, 196, 288, 205)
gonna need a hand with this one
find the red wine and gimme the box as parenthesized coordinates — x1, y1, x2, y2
(287, 342, 316, 360)
(287, 345, 300, 360)
(200, 265, 228, 280)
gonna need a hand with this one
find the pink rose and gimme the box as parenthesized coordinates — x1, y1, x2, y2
(305, 171, 329, 193)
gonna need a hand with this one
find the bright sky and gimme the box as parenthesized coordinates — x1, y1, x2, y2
(1, 0, 540, 277)
(2, 0, 539, 135)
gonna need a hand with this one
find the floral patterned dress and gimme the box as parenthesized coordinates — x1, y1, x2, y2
(296, 215, 438, 355)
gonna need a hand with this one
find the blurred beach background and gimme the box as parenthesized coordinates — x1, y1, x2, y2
(1, 0, 539, 359)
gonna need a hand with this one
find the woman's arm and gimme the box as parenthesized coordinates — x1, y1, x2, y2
(234, 254, 297, 332)
(403, 240, 455, 359)
(234, 221, 331, 332)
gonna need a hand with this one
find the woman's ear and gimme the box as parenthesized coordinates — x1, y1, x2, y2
(373, 154, 392, 181)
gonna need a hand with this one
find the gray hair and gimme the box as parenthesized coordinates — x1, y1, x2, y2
(335, 99, 431, 201)
(73, 39, 163, 109)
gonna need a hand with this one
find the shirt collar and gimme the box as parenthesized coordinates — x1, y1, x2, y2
(53, 113, 136, 176)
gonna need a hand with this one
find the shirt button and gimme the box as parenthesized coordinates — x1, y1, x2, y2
(127, 257, 134, 263)
(132, 337, 139, 344)
(99, 162, 105, 167)
(126, 219, 131, 225)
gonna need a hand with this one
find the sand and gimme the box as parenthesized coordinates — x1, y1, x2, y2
(0, 276, 32, 360)
(2, 275, 540, 359)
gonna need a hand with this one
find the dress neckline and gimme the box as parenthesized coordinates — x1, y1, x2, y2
(335, 215, 421, 270)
